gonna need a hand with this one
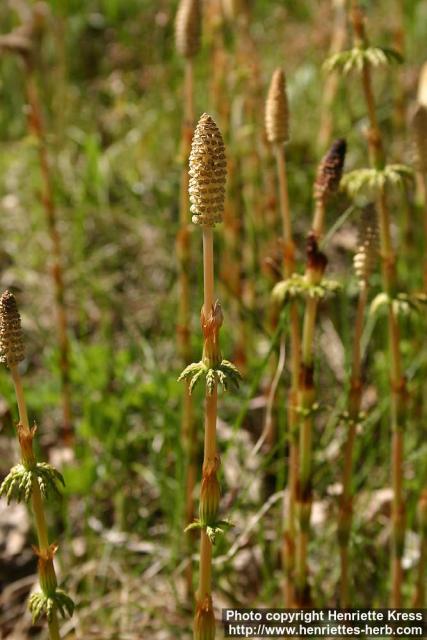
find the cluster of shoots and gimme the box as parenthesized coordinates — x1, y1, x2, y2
(0, 291, 73, 639)
(325, 0, 410, 606)
(179, 113, 240, 640)
(264, 60, 348, 608)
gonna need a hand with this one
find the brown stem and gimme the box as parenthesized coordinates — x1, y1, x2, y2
(318, 0, 347, 150)
(24, 64, 72, 444)
(178, 57, 196, 597)
(391, 0, 406, 132)
(351, 2, 406, 606)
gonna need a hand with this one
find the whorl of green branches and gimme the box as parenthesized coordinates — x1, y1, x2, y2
(341, 165, 414, 198)
(323, 46, 402, 75)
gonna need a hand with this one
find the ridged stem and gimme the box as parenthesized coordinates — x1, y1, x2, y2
(295, 296, 318, 605)
(178, 57, 196, 597)
(197, 388, 217, 604)
(351, 2, 405, 606)
(203, 228, 214, 314)
(338, 284, 368, 606)
(10, 365, 61, 639)
(24, 64, 72, 444)
(312, 198, 327, 240)
(48, 613, 61, 640)
(275, 146, 293, 265)
(195, 227, 218, 637)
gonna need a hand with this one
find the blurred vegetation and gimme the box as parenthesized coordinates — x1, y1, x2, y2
(0, 0, 426, 638)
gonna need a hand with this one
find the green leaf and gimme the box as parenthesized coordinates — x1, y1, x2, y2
(184, 520, 202, 533)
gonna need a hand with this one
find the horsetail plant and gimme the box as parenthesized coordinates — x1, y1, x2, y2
(0, 8, 73, 443)
(265, 67, 301, 606)
(327, 0, 411, 605)
(0, 291, 74, 639)
(274, 139, 346, 605)
(338, 205, 378, 607)
(175, 0, 202, 596)
(179, 113, 241, 639)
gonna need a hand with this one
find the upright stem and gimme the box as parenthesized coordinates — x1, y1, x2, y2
(195, 226, 218, 634)
(48, 613, 61, 640)
(24, 64, 72, 444)
(10, 364, 30, 431)
(312, 199, 327, 240)
(318, 0, 347, 150)
(178, 56, 196, 596)
(203, 228, 215, 314)
(10, 365, 61, 639)
(10, 366, 50, 551)
(351, 2, 405, 606)
(338, 285, 368, 606)
(198, 529, 213, 602)
(198, 388, 217, 603)
(275, 146, 293, 269)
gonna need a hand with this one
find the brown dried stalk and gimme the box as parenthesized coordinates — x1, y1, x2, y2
(350, 1, 406, 606)
(0, 9, 72, 443)
(318, 0, 348, 150)
(175, 0, 202, 597)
